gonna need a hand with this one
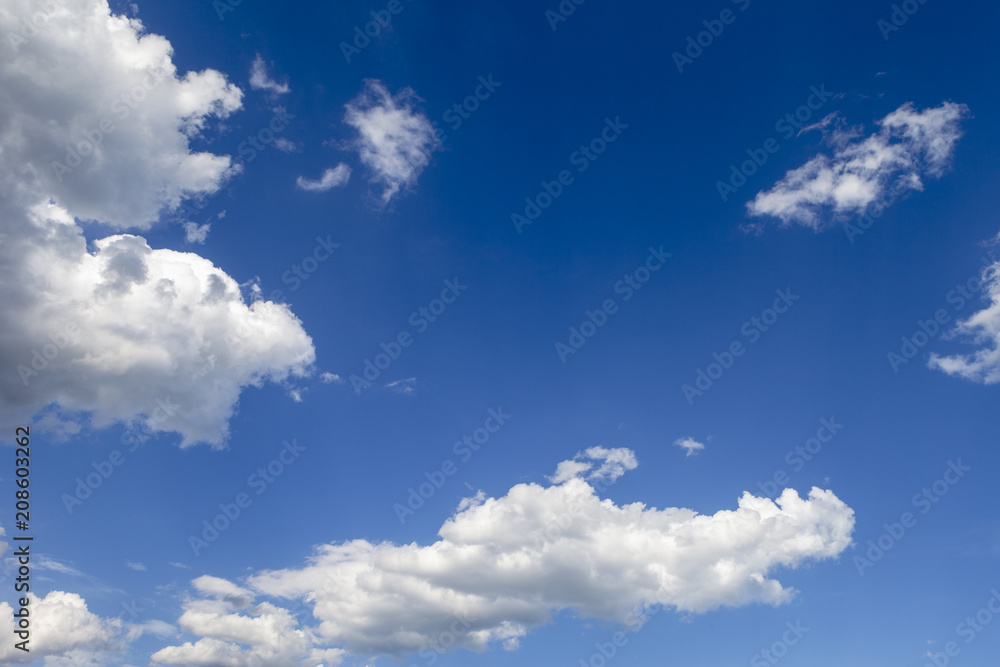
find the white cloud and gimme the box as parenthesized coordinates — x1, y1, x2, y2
(249, 55, 290, 96)
(0, 591, 125, 664)
(0, 0, 243, 229)
(929, 258, 1000, 384)
(344, 80, 440, 204)
(319, 372, 343, 384)
(747, 101, 969, 229)
(296, 164, 352, 192)
(274, 137, 297, 153)
(183, 221, 211, 243)
(151, 600, 344, 667)
(384, 377, 417, 395)
(674, 437, 706, 457)
(548, 446, 638, 484)
(153, 451, 854, 661)
(0, 0, 316, 448)
(125, 561, 147, 571)
(36, 556, 84, 576)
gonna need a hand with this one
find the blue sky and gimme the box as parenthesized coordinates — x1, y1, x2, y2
(1, 0, 1000, 665)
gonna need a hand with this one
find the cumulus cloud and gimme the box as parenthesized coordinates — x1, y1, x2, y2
(152, 451, 854, 662)
(674, 437, 706, 457)
(929, 258, 1000, 384)
(319, 372, 343, 384)
(296, 164, 351, 192)
(249, 54, 290, 96)
(151, 599, 345, 667)
(0, 0, 316, 447)
(344, 80, 440, 204)
(0, 591, 125, 664)
(0, 0, 243, 229)
(747, 101, 969, 229)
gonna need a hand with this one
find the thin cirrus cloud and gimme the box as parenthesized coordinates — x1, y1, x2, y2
(151, 448, 854, 664)
(249, 54, 290, 96)
(0, 0, 315, 447)
(929, 253, 1000, 384)
(296, 163, 352, 192)
(746, 101, 969, 230)
(344, 79, 441, 204)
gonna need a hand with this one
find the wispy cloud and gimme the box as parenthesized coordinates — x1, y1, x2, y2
(249, 54, 290, 96)
(747, 101, 969, 230)
(344, 79, 440, 204)
(674, 437, 706, 457)
(296, 164, 352, 192)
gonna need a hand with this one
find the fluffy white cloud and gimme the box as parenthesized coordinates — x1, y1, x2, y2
(929, 257, 1000, 384)
(296, 164, 351, 192)
(344, 80, 440, 204)
(0, 0, 316, 447)
(0, 0, 243, 229)
(151, 599, 345, 667)
(0, 591, 124, 664)
(153, 450, 854, 661)
(747, 101, 969, 229)
(249, 54, 290, 96)
(674, 437, 706, 457)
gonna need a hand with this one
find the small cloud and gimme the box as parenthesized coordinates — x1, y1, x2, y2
(36, 556, 82, 576)
(125, 561, 147, 572)
(182, 221, 210, 244)
(249, 55, 290, 96)
(548, 446, 639, 484)
(274, 137, 297, 153)
(169, 562, 190, 569)
(674, 437, 706, 457)
(385, 377, 417, 395)
(296, 163, 351, 193)
(288, 388, 306, 402)
(344, 79, 440, 204)
(320, 372, 343, 384)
